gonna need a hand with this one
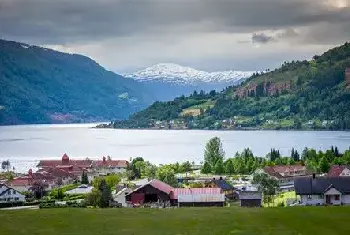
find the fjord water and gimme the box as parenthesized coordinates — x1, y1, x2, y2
(0, 124, 349, 173)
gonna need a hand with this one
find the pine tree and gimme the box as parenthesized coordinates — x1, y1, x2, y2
(81, 171, 89, 184)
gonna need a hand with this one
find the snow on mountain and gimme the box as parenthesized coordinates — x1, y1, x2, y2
(125, 63, 255, 85)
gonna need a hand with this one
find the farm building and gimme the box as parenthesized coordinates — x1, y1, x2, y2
(126, 179, 173, 205)
(239, 191, 262, 207)
(172, 188, 225, 207)
(126, 179, 225, 207)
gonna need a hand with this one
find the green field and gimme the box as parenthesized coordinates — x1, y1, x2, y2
(1, 207, 350, 235)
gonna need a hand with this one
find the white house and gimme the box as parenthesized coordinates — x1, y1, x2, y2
(0, 184, 26, 203)
(113, 188, 132, 207)
(294, 176, 350, 206)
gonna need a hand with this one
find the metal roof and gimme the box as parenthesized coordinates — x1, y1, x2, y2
(294, 176, 350, 195)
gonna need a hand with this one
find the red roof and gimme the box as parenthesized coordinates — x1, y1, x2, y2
(149, 179, 174, 194)
(263, 165, 307, 179)
(10, 178, 31, 186)
(92, 159, 128, 168)
(62, 153, 69, 160)
(328, 165, 350, 177)
(171, 188, 222, 200)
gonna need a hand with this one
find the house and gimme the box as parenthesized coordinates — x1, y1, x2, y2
(294, 176, 350, 206)
(255, 165, 311, 191)
(205, 178, 236, 199)
(0, 184, 26, 203)
(113, 188, 133, 207)
(65, 185, 94, 195)
(328, 165, 350, 177)
(9, 168, 76, 192)
(171, 188, 225, 207)
(37, 154, 128, 179)
(238, 191, 262, 207)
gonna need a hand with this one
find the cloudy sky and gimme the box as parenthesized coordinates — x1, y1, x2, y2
(1, 0, 350, 73)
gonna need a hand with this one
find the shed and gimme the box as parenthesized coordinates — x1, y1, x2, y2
(171, 188, 225, 207)
(239, 191, 262, 207)
(126, 179, 173, 205)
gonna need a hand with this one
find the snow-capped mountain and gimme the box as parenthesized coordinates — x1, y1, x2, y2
(125, 63, 255, 85)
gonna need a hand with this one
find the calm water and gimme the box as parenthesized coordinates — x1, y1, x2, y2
(0, 124, 350, 173)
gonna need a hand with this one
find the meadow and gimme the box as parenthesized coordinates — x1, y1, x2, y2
(1, 207, 350, 235)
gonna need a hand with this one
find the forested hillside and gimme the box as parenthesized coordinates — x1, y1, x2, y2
(0, 39, 153, 125)
(109, 42, 350, 130)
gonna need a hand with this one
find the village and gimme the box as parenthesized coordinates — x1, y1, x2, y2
(2, 144, 350, 209)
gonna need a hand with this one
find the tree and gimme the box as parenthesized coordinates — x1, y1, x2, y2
(319, 156, 330, 173)
(86, 190, 101, 207)
(252, 173, 279, 206)
(81, 171, 89, 184)
(181, 161, 192, 173)
(204, 137, 225, 170)
(1, 160, 10, 171)
(201, 161, 212, 174)
(30, 181, 48, 199)
(100, 183, 112, 208)
(224, 159, 235, 175)
(214, 158, 224, 174)
(156, 166, 178, 187)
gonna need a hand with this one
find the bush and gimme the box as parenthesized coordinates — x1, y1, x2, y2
(0, 202, 24, 208)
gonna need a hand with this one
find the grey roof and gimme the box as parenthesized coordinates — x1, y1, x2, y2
(294, 177, 350, 195)
(239, 191, 262, 200)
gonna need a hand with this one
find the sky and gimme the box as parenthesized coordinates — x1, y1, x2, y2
(1, 0, 350, 73)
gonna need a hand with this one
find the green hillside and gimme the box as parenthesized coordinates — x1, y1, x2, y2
(109, 42, 350, 130)
(0, 39, 153, 125)
(1, 207, 350, 235)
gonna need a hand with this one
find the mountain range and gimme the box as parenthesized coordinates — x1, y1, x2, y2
(0, 39, 153, 125)
(125, 63, 254, 101)
(109, 42, 350, 130)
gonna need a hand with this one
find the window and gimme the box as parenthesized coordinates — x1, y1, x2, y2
(13, 191, 16, 194)
(335, 195, 340, 201)
(307, 195, 312, 200)
(15, 198, 19, 201)
(7, 198, 10, 202)
(7, 191, 11, 195)
(319, 195, 324, 199)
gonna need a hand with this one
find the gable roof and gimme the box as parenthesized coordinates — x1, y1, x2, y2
(127, 179, 174, 196)
(212, 179, 233, 191)
(0, 184, 24, 196)
(239, 191, 262, 200)
(328, 165, 350, 177)
(294, 176, 350, 195)
(263, 165, 307, 179)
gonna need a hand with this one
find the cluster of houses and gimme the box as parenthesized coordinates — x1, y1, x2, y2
(5, 153, 128, 192)
(2, 153, 350, 208)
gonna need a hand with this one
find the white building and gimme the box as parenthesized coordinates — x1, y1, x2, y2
(0, 184, 26, 203)
(113, 188, 132, 207)
(294, 176, 350, 206)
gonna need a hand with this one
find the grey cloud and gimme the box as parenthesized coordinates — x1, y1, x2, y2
(252, 33, 274, 44)
(1, 0, 349, 72)
(1, 0, 350, 44)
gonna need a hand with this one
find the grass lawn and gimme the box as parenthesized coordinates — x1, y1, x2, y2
(1, 207, 350, 235)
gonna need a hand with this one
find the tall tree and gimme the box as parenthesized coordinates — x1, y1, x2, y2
(201, 161, 212, 174)
(204, 137, 225, 170)
(214, 158, 224, 174)
(81, 171, 89, 184)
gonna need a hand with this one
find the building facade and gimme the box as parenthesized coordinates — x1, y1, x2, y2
(0, 184, 26, 203)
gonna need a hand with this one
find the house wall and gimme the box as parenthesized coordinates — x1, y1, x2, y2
(240, 199, 261, 207)
(300, 195, 324, 205)
(0, 187, 26, 203)
(342, 195, 350, 204)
